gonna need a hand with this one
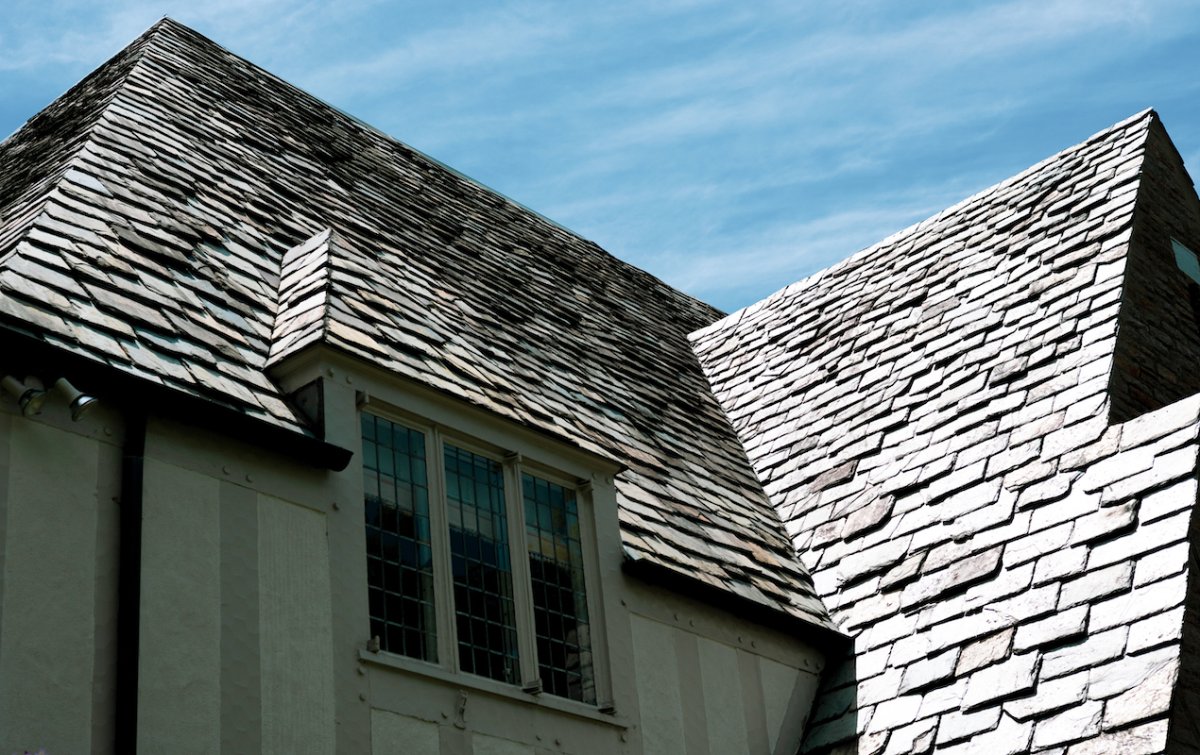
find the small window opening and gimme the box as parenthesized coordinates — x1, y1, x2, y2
(1172, 238, 1200, 285)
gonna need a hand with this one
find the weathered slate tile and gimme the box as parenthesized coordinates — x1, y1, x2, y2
(1088, 573, 1185, 633)
(1059, 562, 1133, 609)
(841, 494, 894, 540)
(1100, 447, 1196, 503)
(1076, 446, 1155, 491)
(1119, 396, 1200, 449)
(1064, 720, 1168, 755)
(1014, 605, 1089, 652)
(898, 647, 958, 694)
(868, 694, 924, 731)
(937, 712, 1032, 755)
(935, 707, 1000, 746)
(879, 552, 925, 591)
(1087, 509, 1189, 569)
(1032, 546, 1089, 586)
(1003, 670, 1088, 721)
(900, 547, 1002, 610)
(962, 651, 1039, 709)
(955, 628, 1014, 675)
(1031, 700, 1103, 749)
(1126, 606, 1184, 654)
(1101, 659, 1177, 730)
(1068, 501, 1137, 545)
(1041, 628, 1127, 679)
(879, 719, 937, 755)
(1087, 647, 1177, 700)
(1005, 522, 1073, 568)
(1133, 542, 1187, 588)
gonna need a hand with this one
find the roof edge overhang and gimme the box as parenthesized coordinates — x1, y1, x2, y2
(0, 321, 353, 471)
(622, 552, 850, 649)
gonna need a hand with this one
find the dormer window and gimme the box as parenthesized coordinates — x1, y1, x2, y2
(362, 411, 597, 704)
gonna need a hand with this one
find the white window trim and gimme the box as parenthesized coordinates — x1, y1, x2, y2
(360, 402, 614, 710)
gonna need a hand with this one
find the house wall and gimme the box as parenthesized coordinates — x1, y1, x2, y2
(362, 579, 821, 755)
(1108, 119, 1200, 422)
(0, 357, 828, 754)
(0, 399, 121, 755)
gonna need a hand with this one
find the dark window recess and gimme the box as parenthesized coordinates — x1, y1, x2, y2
(524, 474, 596, 703)
(361, 412, 597, 702)
(363, 414, 437, 662)
(1173, 239, 1200, 285)
(444, 443, 520, 684)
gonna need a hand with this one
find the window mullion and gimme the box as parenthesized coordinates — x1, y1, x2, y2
(504, 453, 541, 691)
(428, 426, 457, 670)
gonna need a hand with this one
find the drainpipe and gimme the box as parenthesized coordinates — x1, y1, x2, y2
(115, 411, 146, 753)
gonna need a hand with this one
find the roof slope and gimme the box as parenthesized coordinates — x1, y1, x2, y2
(693, 112, 1200, 752)
(0, 20, 832, 629)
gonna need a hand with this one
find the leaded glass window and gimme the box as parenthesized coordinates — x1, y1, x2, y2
(361, 412, 601, 705)
(444, 443, 519, 683)
(362, 414, 436, 661)
(524, 474, 595, 703)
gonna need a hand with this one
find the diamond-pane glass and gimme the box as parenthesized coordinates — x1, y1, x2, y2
(444, 443, 519, 683)
(523, 474, 595, 703)
(363, 414, 436, 661)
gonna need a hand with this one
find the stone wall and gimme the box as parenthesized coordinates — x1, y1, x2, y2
(1109, 119, 1200, 423)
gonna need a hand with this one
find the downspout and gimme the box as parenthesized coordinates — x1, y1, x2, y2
(115, 411, 146, 753)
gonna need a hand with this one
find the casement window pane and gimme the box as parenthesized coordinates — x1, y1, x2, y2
(523, 474, 595, 703)
(363, 414, 436, 661)
(444, 443, 519, 683)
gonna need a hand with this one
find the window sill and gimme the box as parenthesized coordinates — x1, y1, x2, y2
(357, 649, 628, 729)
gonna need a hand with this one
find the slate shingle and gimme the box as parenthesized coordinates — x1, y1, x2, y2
(693, 111, 1200, 752)
(0, 19, 834, 632)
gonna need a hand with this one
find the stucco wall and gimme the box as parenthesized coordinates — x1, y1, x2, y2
(363, 578, 823, 755)
(0, 398, 121, 755)
(0, 358, 830, 754)
(624, 584, 821, 755)
(135, 415, 341, 754)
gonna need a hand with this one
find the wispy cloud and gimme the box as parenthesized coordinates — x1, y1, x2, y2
(301, 6, 571, 97)
(3, 0, 1200, 310)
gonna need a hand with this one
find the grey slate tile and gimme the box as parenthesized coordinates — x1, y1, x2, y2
(694, 108, 1200, 753)
(0, 19, 836, 631)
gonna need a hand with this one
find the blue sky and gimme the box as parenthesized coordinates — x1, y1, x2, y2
(3, 1, 1199, 312)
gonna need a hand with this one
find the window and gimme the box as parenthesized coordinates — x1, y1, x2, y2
(362, 412, 597, 704)
(1173, 238, 1200, 285)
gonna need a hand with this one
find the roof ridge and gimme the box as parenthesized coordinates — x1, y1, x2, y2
(692, 109, 1159, 341)
(138, 19, 724, 320)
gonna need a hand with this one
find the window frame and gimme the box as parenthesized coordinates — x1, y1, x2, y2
(360, 404, 611, 709)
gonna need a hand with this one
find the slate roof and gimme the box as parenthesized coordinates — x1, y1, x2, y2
(693, 111, 1200, 752)
(0, 20, 834, 631)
